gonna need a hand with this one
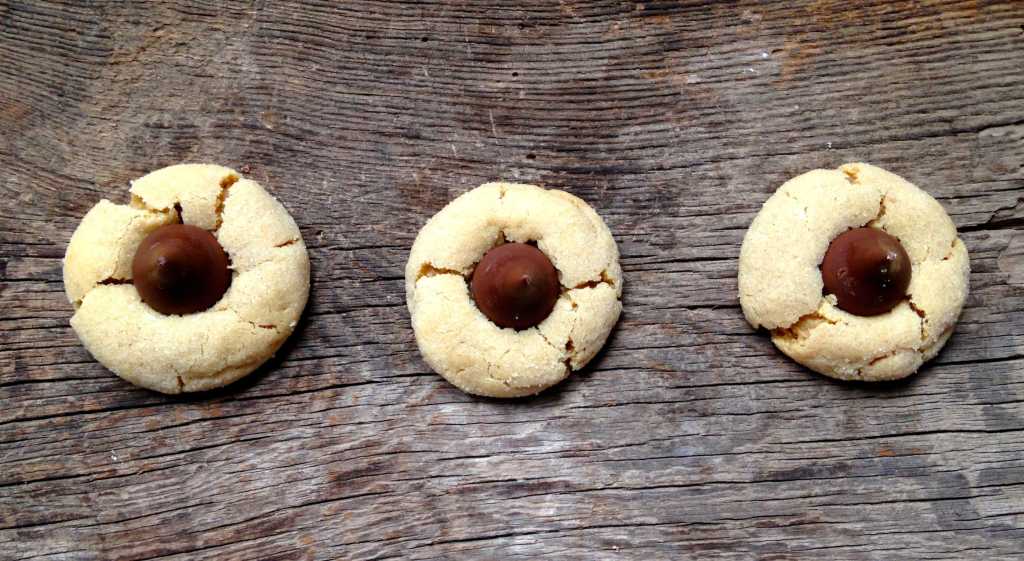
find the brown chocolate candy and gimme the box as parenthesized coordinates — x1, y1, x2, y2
(470, 242, 560, 330)
(821, 227, 911, 316)
(132, 224, 231, 315)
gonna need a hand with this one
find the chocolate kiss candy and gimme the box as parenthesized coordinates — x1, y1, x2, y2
(132, 224, 231, 315)
(470, 243, 560, 330)
(822, 227, 911, 316)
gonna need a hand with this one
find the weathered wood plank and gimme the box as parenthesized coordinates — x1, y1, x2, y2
(1, 0, 1022, 560)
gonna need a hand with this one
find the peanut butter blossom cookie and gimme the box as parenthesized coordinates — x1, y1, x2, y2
(405, 182, 623, 397)
(64, 164, 310, 393)
(738, 163, 970, 381)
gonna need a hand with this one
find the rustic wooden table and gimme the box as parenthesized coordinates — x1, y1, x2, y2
(2, 1, 1023, 559)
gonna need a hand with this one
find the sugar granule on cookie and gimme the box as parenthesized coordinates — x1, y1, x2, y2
(405, 182, 623, 398)
(738, 163, 970, 381)
(63, 164, 310, 394)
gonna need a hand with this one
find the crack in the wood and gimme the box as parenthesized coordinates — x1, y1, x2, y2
(933, 353, 1022, 368)
(959, 215, 1024, 233)
(0, 517, 92, 532)
(773, 427, 1024, 448)
(816, 492, 998, 510)
(123, 517, 310, 561)
(409, 519, 718, 551)
(74, 499, 219, 530)
(195, 489, 391, 538)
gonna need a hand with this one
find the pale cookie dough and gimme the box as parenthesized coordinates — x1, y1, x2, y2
(406, 182, 623, 398)
(64, 164, 310, 393)
(738, 163, 970, 381)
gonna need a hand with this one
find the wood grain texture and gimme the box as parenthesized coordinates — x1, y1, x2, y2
(1, 0, 1022, 559)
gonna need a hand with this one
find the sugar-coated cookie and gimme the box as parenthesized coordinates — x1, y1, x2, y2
(406, 183, 623, 397)
(64, 164, 310, 393)
(738, 163, 969, 381)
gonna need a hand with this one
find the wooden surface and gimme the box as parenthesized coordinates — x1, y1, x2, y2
(2, 1, 1023, 559)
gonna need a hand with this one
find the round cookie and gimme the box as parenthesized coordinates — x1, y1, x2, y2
(738, 163, 970, 381)
(64, 164, 310, 393)
(405, 182, 623, 398)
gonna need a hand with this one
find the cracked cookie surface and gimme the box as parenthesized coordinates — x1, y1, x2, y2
(63, 164, 310, 393)
(406, 182, 623, 397)
(738, 163, 970, 381)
